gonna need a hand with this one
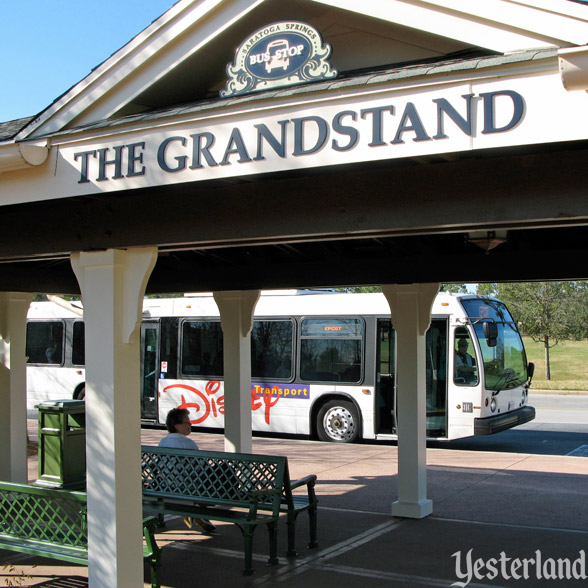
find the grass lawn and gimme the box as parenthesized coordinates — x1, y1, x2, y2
(522, 337, 588, 391)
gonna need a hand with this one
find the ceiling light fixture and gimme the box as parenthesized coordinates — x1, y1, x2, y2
(466, 230, 507, 253)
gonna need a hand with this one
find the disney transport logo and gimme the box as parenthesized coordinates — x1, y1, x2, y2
(162, 380, 309, 426)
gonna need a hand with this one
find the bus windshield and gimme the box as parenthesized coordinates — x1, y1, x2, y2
(459, 298, 528, 391)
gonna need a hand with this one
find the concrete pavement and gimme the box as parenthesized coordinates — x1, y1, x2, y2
(2, 423, 588, 587)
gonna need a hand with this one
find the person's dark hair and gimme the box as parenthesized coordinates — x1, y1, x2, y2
(166, 407, 190, 433)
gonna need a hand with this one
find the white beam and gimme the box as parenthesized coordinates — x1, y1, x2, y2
(382, 282, 439, 519)
(213, 290, 260, 453)
(0, 292, 33, 482)
(312, 0, 582, 52)
(71, 247, 157, 588)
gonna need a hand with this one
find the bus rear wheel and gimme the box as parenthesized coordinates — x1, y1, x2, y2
(317, 400, 359, 443)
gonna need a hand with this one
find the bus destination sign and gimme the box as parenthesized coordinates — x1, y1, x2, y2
(220, 21, 337, 98)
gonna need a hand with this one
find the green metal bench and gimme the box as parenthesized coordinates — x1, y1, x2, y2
(141, 446, 318, 575)
(0, 481, 162, 588)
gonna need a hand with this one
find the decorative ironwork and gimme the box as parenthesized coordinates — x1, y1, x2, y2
(141, 448, 282, 508)
(0, 483, 87, 551)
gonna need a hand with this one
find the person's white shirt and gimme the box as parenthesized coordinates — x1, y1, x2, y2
(158, 432, 199, 450)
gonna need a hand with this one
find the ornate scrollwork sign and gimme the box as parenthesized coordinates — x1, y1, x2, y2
(220, 22, 337, 98)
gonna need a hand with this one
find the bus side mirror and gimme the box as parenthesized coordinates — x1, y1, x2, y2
(483, 321, 498, 347)
(527, 362, 535, 380)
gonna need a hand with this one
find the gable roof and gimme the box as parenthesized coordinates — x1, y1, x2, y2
(29, 48, 556, 143)
(10, 0, 588, 144)
(0, 117, 35, 142)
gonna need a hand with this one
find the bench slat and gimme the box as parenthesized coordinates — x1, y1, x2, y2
(142, 499, 278, 524)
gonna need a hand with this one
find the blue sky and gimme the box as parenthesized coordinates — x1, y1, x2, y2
(0, 1, 177, 122)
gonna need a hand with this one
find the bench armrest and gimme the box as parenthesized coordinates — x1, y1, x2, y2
(290, 474, 317, 491)
(142, 516, 161, 558)
(288, 474, 318, 506)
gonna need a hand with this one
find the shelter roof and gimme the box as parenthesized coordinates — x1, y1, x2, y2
(0, 117, 35, 141)
(31, 48, 557, 141)
(5, 0, 588, 143)
(2, 1, 588, 294)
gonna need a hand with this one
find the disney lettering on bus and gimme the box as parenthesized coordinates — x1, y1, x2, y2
(161, 381, 309, 426)
(221, 21, 337, 97)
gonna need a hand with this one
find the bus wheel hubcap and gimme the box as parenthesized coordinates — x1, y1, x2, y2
(324, 407, 355, 440)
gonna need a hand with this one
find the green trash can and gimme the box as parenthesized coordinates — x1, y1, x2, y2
(35, 399, 86, 490)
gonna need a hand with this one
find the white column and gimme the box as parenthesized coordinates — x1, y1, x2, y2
(71, 247, 157, 588)
(0, 292, 33, 482)
(213, 290, 260, 454)
(382, 283, 439, 519)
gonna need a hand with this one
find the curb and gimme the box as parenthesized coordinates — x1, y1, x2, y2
(529, 389, 588, 395)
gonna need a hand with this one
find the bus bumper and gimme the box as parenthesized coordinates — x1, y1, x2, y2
(474, 406, 536, 436)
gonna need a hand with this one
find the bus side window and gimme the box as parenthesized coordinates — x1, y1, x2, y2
(454, 328, 478, 386)
(180, 320, 223, 377)
(300, 318, 363, 383)
(26, 321, 64, 365)
(72, 321, 86, 366)
(251, 320, 294, 380)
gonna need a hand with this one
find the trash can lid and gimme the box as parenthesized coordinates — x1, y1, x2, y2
(35, 399, 85, 411)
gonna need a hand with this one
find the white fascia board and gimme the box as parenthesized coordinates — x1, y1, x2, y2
(311, 0, 582, 52)
(17, 0, 264, 141)
(496, 0, 588, 21)
(420, 0, 588, 46)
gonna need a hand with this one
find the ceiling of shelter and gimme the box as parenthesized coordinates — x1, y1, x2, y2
(2, 139, 588, 294)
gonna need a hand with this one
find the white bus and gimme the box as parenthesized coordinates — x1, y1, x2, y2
(25, 290, 535, 442)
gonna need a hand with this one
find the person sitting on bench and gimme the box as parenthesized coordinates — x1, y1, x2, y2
(159, 407, 216, 533)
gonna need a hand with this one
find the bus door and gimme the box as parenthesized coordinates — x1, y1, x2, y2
(425, 318, 448, 437)
(141, 321, 159, 420)
(376, 319, 396, 434)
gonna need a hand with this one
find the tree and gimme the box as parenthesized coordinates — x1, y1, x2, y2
(339, 286, 382, 293)
(476, 283, 498, 296)
(440, 283, 468, 293)
(341, 284, 470, 294)
(477, 281, 588, 380)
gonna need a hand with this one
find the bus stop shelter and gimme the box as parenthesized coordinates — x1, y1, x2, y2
(2, 1, 588, 586)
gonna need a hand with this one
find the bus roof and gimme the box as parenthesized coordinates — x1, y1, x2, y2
(27, 291, 499, 320)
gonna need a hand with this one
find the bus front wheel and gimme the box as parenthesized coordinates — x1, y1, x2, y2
(75, 386, 85, 400)
(317, 400, 359, 443)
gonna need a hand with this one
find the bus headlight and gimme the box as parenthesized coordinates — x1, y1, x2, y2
(490, 398, 497, 413)
(522, 390, 527, 404)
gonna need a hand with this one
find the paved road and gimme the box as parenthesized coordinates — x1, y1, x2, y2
(527, 392, 588, 424)
(428, 393, 588, 456)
